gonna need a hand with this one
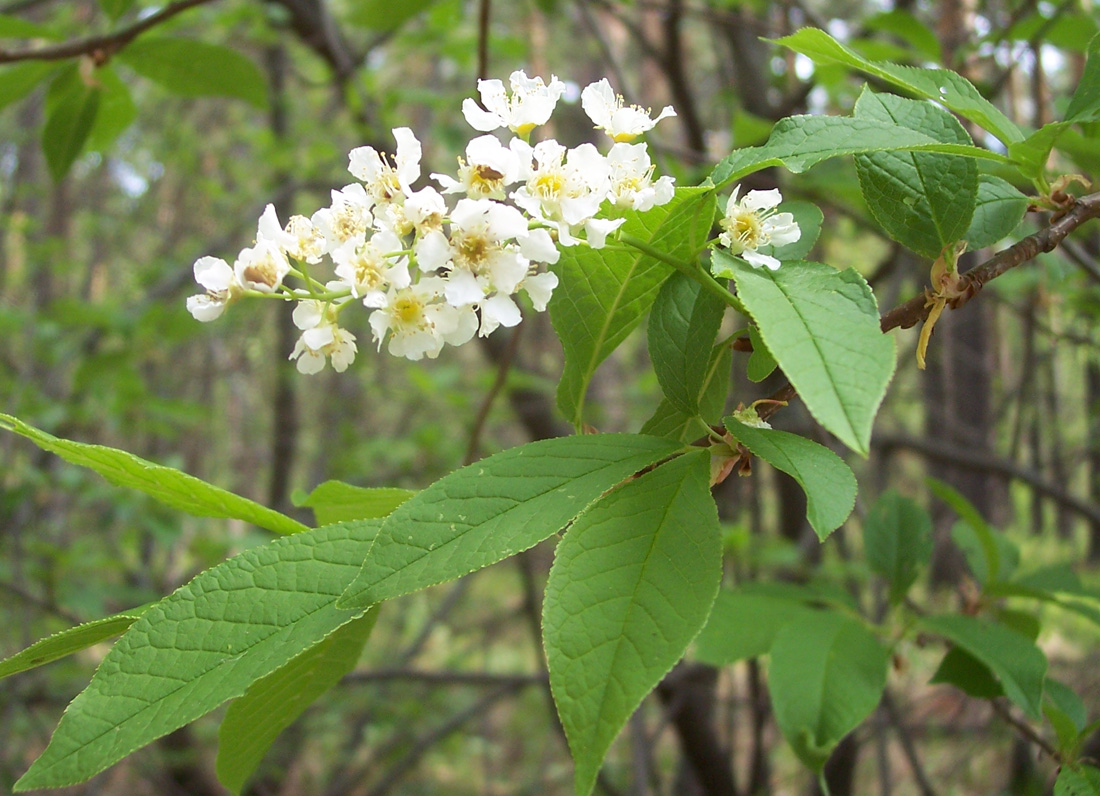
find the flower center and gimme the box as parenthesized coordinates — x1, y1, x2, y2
(393, 294, 425, 327)
(532, 170, 566, 201)
(453, 227, 493, 271)
(723, 209, 766, 251)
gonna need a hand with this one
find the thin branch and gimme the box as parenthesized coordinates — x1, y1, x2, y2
(477, 0, 490, 82)
(0, 0, 219, 64)
(990, 699, 1060, 760)
(882, 691, 938, 796)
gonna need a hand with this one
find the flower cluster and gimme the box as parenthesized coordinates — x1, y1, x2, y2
(186, 71, 678, 373)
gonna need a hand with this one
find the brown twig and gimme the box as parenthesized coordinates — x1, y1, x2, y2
(0, 0, 218, 64)
(990, 699, 1060, 761)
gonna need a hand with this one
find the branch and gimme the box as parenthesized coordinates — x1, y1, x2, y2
(0, 0, 218, 64)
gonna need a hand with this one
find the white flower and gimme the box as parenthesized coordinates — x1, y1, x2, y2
(432, 135, 521, 200)
(283, 215, 325, 263)
(717, 186, 801, 271)
(348, 127, 422, 206)
(462, 70, 565, 135)
(404, 186, 447, 235)
(368, 277, 478, 360)
(511, 139, 610, 244)
(186, 256, 239, 322)
(328, 228, 409, 306)
(234, 239, 290, 293)
(606, 142, 675, 211)
(311, 183, 373, 254)
(581, 79, 676, 142)
(520, 269, 558, 311)
(288, 300, 358, 374)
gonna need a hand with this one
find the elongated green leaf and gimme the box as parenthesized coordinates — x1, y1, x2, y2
(920, 614, 1047, 719)
(1067, 34, 1100, 122)
(711, 114, 1008, 194)
(0, 609, 148, 681)
(348, 0, 439, 29)
(338, 434, 684, 610)
(0, 62, 59, 109)
(14, 521, 380, 791)
(1056, 765, 1100, 796)
(724, 418, 856, 539)
(648, 272, 726, 415)
(928, 477, 1008, 584)
(863, 490, 932, 604)
(930, 647, 1003, 699)
(0, 413, 308, 535)
(713, 255, 896, 455)
(543, 450, 720, 796)
(742, 326, 775, 382)
(119, 37, 268, 108)
(216, 609, 378, 795)
(42, 71, 99, 181)
(295, 481, 415, 525)
(965, 175, 1028, 249)
(550, 187, 716, 425)
(86, 65, 136, 152)
(640, 344, 732, 442)
(694, 589, 812, 665)
(768, 611, 888, 771)
(772, 28, 1023, 146)
(853, 88, 978, 258)
(0, 13, 61, 39)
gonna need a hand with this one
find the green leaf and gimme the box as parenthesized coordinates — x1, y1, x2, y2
(86, 66, 136, 152)
(930, 647, 1003, 699)
(713, 255, 896, 455)
(640, 344, 732, 442)
(216, 610, 378, 795)
(1, 413, 308, 535)
(1008, 122, 1072, 180)
(862, 11, 941, 60)
(294, 481, 415, 526)
(0, 13, 61, 39)
(711, 114, 1009, 188)
(543, 450, 720, 796)
(965, 175, 1028, 249)
(694, 588, 812, 665)
(772, 28, 1024, 146)
(0, 62, 61, 110)
(1056, 765, 1100, 796)
(919, 614, 1047, 719)
(14, 521, 380, 791)
(745, 324, 777, 382)
(338, 434, 684, 610)
(41, 70, 99, 182)
(724, 418, 856, 539)
(863, 490, 932, 604)
(551, 187, 716, 426)
(648, 272, 726, 415)
(0, 609, 149, 681)
(928, 476, 1010, 584)
(119, 37, 268, 108)
(1067, 34, 1100, 122)
(98, 0, 136, 20)
(768, 610, 888, 771)
(853, 88, 978, 258)
(347, 0, 439, 29)
(1045, 678, 1088, 756)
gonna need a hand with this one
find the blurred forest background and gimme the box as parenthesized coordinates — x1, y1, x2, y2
(2, 0, 1100, 794)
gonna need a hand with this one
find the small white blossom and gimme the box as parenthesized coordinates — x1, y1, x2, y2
(311, 183, 373, 254)
(606, 142, 675, 211)
(348, 127, 422, 206)
(283, 215, 325, 263)
(289, 300, 358, 374)
(368, 277, 478, 360)
(329, 228, 409, 305)
(404, 186, 448, 235)
(718, 186, 801, 271)
(581, 79, 676, 142)
(511, 139, 611, 245)
(432, 135, 521, 200)
(186, 256, 239, 322)
(462, 70, 565, 135)
(519, 269, 559, 312)
(234, 239, 290, 293)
